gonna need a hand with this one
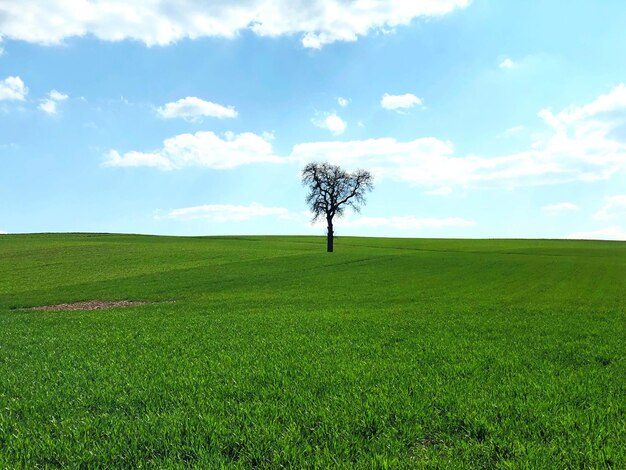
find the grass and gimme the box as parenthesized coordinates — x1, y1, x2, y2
(0, 233, 624, 468)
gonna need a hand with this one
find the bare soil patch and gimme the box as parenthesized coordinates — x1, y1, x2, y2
(32, 300, 150, 311)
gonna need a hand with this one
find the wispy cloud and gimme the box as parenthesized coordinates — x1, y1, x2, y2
(157, 97, 237, 121)
(542, 202, 579, 215)
(565, 195, 626, 240)
(343, 216, 475, 231)
(566, 226, 626, 241)
(425, 186, 453, 196)
(593, 195, 626, 220)
(499, 57, 516, 69)
(503, 125, 524, 136)
(164, 203, 289, 222)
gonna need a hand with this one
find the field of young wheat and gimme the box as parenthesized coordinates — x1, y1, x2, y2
(1, 234, 623, 467)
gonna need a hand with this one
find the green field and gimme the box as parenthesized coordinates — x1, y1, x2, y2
(1, 234, 624, 468)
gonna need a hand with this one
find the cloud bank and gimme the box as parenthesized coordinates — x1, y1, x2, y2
(106, 84, 626, 193)
(0, 0, 470, 48)
(293, 84, 626, 188)
(104, 131, 284, 170)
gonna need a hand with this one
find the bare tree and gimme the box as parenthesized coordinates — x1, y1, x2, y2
(302, 162, 374, 252)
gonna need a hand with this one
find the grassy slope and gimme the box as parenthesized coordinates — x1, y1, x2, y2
(0, 234, 624, 468)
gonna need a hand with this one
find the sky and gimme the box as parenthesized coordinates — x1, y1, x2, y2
(1, 0, 626, 240)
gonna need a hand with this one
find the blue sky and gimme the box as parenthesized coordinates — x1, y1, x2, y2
(1, 0, 626, 239)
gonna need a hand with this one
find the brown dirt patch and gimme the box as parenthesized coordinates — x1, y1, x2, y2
(32, 300, 150, 311)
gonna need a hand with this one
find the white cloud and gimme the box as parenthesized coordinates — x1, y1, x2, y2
(262, 131, 276, 141)
(0, 76, 27, 101)
(381, 93, 423, 111)
(301, 33, 325, 50)
(499, 57, 516, 69)
(38, 100, 57, 114)
(291, 84, 626, 188)
(312, 112, 347, 135)
(157, 97, 237, 121)
(105, 85, 626, 189)
(593, 195, 626, 220)
(0, 229, 7, 235)
(542, 202, 579, 215)
(38, 89, 68, 115)
(425, 186, 453, 196)
(104, 131, 284, 170)
(337, 97, 349, 107)
(49, 89, 68, 101)
(165, 203, 289, 222)
(0, 0, 470, 48)
(343, 216, 475, 230)
(566, 226, 626, 241)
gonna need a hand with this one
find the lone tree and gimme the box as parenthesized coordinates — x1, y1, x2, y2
(302, 162, 374, 252)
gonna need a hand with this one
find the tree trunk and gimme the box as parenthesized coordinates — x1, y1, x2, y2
(326, 218, 334, 252)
